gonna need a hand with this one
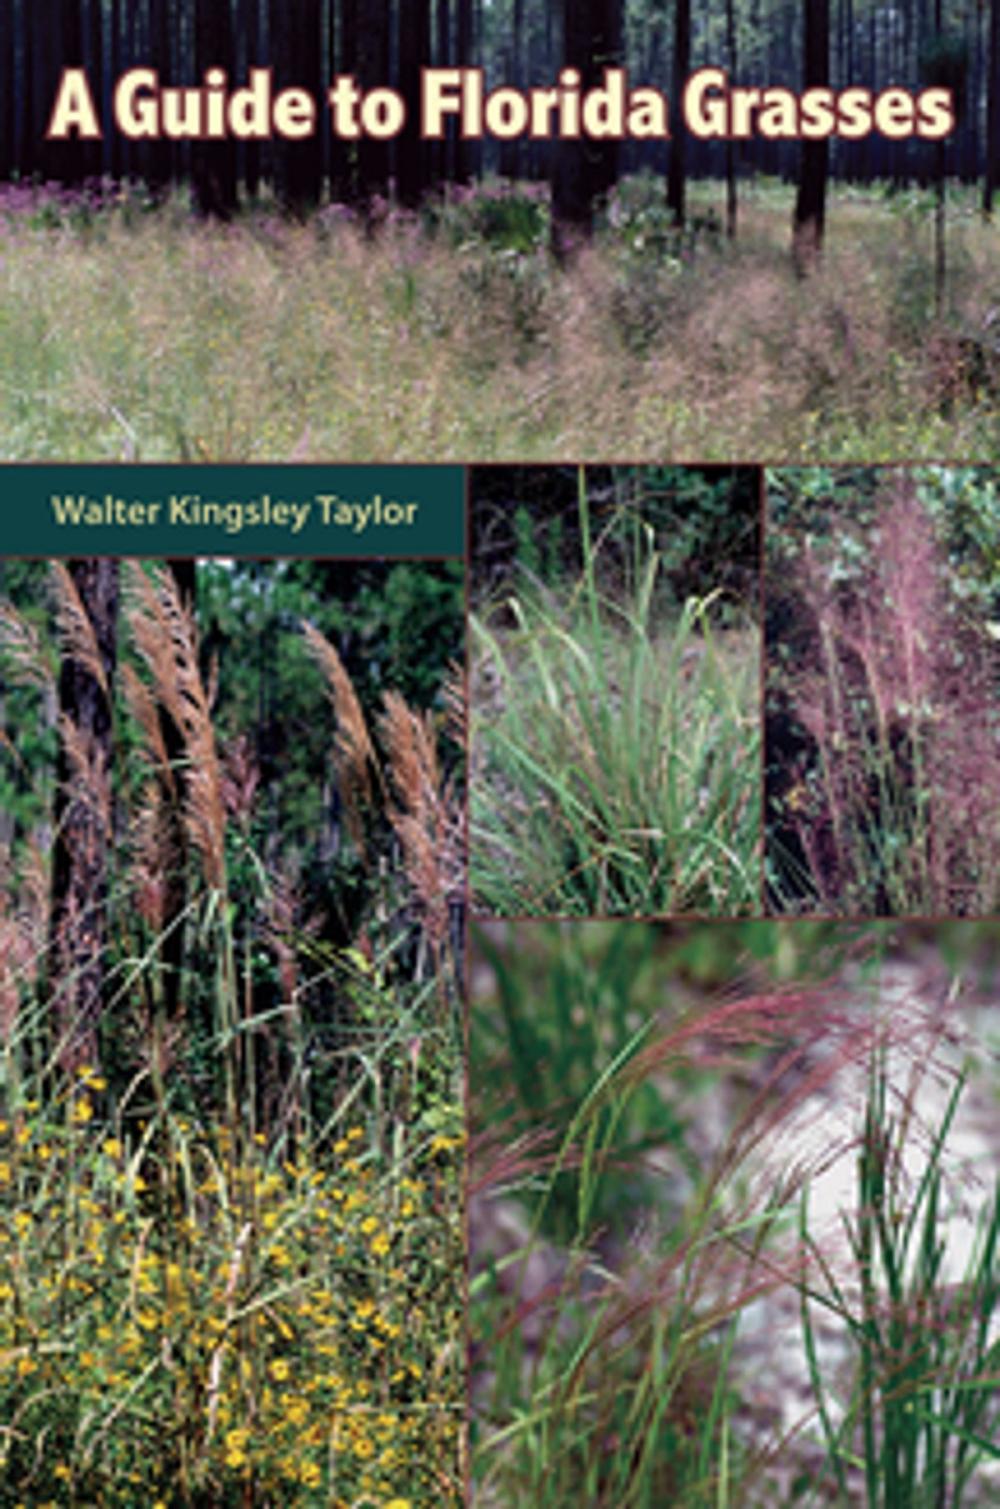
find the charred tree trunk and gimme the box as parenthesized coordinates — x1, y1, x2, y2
(667, 0, 691, 224)
(356, 0, 392, 218)
(455, 0, 475, 184)
(335, 0, 360, 202)
(725, 0, 739, 236)
(148, 0, 173, 196)
(194, 0, 238, 216)
(552, 2, 596, 258)
(398, 0, 432, 207)
(49, 560, 120, 1073)
(985, 0, 1000, 215)
(280, 0, 323, 213)
(793, 0, 830, 272)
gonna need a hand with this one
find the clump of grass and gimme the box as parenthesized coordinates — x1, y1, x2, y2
(799, 1014, 1000, 1507)
(471, 474, 760, 916)
(767, 481, 1000, 915)
(1, 180, 998, 461)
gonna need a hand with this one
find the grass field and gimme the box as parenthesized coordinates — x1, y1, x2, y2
(2, 177, 999, 462)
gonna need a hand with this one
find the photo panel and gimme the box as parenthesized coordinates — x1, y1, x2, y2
(469, 465, 764, 918)
(469, 917, 1000, 1506)
(0, 488, 466, 1504)
(765, 466, 1000, 917)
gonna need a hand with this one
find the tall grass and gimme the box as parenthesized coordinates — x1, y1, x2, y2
(471, 924, 1000, 1508)
(471, 476, 760, 916)
(799, 1016, 1000, 1507)
(1, 179, 999, 461)
(471, 944, 868, 1506)
(767, 483, 1000, 915)
(0, 566, 466, 1504)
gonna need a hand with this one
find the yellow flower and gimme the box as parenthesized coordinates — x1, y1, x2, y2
(283, 1395, 309, 1426)
(269, 1358, 291, 1383)
(102, 1138, 123, 1159)
(71, 1099, 94, 1125)
(370, 1232, 391, 1258)
(385, 1500, 412, 1509)
(299, 1460, 321, 1487)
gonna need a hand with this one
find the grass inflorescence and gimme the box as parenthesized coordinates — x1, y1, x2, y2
(1, 177, 999, 461)
(471, 924, 1000, 1508)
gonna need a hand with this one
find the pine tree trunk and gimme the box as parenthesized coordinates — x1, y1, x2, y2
(985, 0, 1000, 215)
(793, 0, 830, 272)
(193, 0, 238, 216)
(667, 0, 691, 224)
(398, 0, 432, 207)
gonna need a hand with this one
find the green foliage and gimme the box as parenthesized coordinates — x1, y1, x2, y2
(512, 503, 541, 579)
(472, 923, 698, 1243)
(472, 473, 760, 916)
(801, 1042, 1000, 1508)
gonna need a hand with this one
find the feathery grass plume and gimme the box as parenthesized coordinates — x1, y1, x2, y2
(301, 620, 379, 857)
(50, 561, 111, 699)
(126, 563, 225, 891)
(380, 691, 463, 954)
(120, 661, 175, 797)
(128, 780, 172, 933)
(57, 715, 113, 842)
(442, 658, 468, 751)
(773, 479, 1000, 914)
(220, 733, 260, 831)
(472, 972, 875, 1508)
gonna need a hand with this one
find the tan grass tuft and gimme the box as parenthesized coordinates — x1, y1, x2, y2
(380, 692, 463, 952)
(126, 563, 226, 891)
(50, 562, 111, 698)
(301, 621, 380, 856)
(121, 662, 175, 796)
(58, 715, 113, 842)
